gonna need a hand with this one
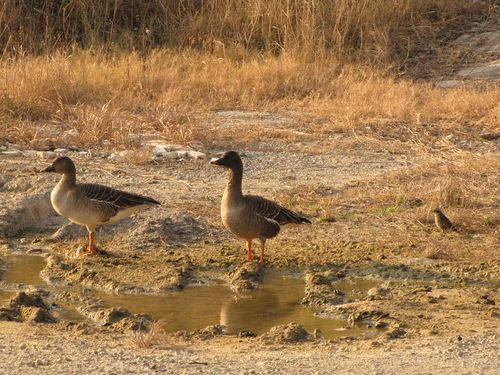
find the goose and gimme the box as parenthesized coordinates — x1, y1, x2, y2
(43, 156, 160, 255)
(210, 151, 311, 264)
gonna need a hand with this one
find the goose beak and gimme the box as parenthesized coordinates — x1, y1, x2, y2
(210, 157, 223, 166)
(42, 165, 55, 172)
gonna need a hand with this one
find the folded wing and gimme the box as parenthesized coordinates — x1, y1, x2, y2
(76, 183, 160, 222)
(244, 195, 311, 225)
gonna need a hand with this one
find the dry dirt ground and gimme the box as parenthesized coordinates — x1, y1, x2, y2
(0, 108, 499, 374)
(0, 322, 498, 375)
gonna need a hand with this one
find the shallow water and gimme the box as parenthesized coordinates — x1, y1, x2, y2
(0, 254, 381, 338)
(96, 273, 377, 337)
(2, 254, 46, 285)
(0, 290, 13, 305)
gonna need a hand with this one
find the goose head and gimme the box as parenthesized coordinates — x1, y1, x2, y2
(43, 156, 76, 174)
(210, 151, 243, 170)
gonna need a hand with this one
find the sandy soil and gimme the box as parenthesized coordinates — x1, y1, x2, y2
(0, 322, 498, 375)
(0, 109, 499, 374)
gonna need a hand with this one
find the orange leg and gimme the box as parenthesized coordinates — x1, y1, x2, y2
(88, 231, 96, 256)
(259, 239, 266, 265)
(246, 240, 253, 261)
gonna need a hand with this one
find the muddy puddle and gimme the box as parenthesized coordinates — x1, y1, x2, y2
(2, 254, 46, 285)
(0, 290, 13, 305)
(0, 253, 382, 338)
(96, 273, 378, 337)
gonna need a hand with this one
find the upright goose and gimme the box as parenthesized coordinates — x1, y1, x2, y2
(210, 151, 311, 264)
(43, 156, 160, 255)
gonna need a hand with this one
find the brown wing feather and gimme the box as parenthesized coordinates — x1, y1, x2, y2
(244, 195, 311, 225)
(78, 183, 160, 208)
(75, 184, 159, 222)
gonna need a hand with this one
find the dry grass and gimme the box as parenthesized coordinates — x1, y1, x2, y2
(277, 149, 500, 261)
(296, 150, 499, 218)
(0, 1, 497, 148)
(1, 0, 491, 66)
(0, 50, 498, 149)
(128, 320, 169, 348)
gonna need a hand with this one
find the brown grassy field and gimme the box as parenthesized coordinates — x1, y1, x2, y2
(0, 0, 498, 149)
(0, 51, 498, 149)
(1, 0, 493, 60)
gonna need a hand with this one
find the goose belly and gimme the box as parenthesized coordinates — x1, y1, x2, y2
(50, 188, 102, 228)
(221, 205, 258, 239)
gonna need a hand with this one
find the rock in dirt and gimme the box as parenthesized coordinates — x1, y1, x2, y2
(238, 330, 257, 338)
(480, 132, 500, 141)
(61, 129, 79, 146)
(19, 306, 57, 323)
(41, 255, 75, 284)
(198, 324, 226, 339)
(228, 262, 263, 290)
(313, 328, 324, 339)
(77, 305, 151, 331)
(1, 150, 23, 157)
(477, 295, 495, 305)
(9, 291, 48, 309)
(128, 213, 215, 247)
(302, 270, 346, 306)
(367, 287, 391, 298)
(179, 324, 227, 341)
(489, 307, 500, 318)
(347, 310, 390, 328)
(0, 291, 56, 323)
(0, 193, 58, 237)
(456, 60, 500, 81)
(384, 327, 407, 339)
(155, 264, 191, 291)
(260, 323, 310, 344)
(48, 222, 86, 242)
(36, 151, 57, 159)
(144, 141, 206, 160)
(453, 31, 500, 55)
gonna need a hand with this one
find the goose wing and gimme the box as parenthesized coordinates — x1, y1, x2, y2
(78, 183, 160, 208)
(75, 183, 159, 222)
(244, 195, 311, 225)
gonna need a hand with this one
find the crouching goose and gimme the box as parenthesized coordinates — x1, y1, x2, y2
(43, 156, 160, 255)
(210, 151, 311, 264)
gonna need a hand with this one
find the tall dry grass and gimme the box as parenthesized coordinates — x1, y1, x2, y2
(0, 1, 498, 148)
(0, 50, 498, 148)
(1, 0, 492, 65)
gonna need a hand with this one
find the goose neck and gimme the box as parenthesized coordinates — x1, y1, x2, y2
(226, 167, 243, 198)
(60, 170, 76, 187)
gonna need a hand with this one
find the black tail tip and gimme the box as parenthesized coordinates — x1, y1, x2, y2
(149, 198, 161, 205)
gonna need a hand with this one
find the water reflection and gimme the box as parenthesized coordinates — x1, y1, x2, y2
(0, 253, 381, 338)
(2, 255, 46, 285)
(0, 290, 13, 305)
(97, 273, 377, 338)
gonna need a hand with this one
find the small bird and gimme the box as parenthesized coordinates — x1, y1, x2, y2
(210, 151, 311, 264)
(43, 156, 160, 255)
(432, 208, 456, 231)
